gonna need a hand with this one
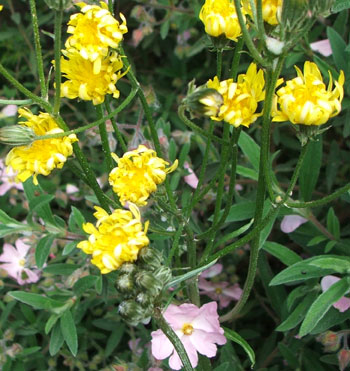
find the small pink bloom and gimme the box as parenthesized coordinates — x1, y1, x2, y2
(280, 215, 307, 233)
(151, 302, 226, 370)
(198, 278, 242, 308)
(321, 276, 350, 312)
(183, 162, 198, 189)
(0, 159, 23, 196)
(1, 104, 18, 117)
(201, 263, 223, 278)
(310, 39, 332, 57)
(0, 239, 41, 285)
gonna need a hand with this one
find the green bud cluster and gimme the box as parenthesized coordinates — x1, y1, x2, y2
(115, 247, 172, 326)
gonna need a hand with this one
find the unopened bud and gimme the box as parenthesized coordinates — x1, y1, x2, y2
(4, 328, 15, 341)
(135, 270, 160, 292)
(0, 125, 36, 146)
(118, 300, 144, 320)
(317, 331, 341, 352)
(115, 274, 134, 293)
(153, 266, 172, 285)
(135, 292, 152, 307)
(310, 0, 334, 17)
(118, 263, 137, 275)
(338, 349, 350, 371)
(6, 343, 23, 357)
(138, 247, 163, 269)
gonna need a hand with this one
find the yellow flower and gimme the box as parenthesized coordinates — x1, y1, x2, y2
(65, 1, 127, 74)
(59, 50, 126, 105)
(0, 5, 3, 11)
(261, 0, 282, 25)
(199, 0, 247, 41)
(272, 62, 345, 126)
(5, 108, 77, 185)
(207, 63, 265, 127)
(109, 145, 178, 206)
(77, 205, 149, 274)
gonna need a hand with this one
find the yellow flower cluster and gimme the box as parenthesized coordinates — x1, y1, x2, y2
(58, 2, 128, 104)
(273, 62, 345, 126)
(261, 0, 282, 25)
(206, 63, 266, 128)
(109, 145, 178, 206)
(5, 108, 77, 185)
(199, 0, 247, 41)
(0, 5, 3, 11)
(77, 205, 149, 274)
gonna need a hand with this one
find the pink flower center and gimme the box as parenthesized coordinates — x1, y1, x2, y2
(215, 287, 223, 294)
(182, 323, 194, 336)
(18, 259, 26, 267)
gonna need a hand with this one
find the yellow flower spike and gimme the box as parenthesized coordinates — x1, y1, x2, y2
(77, 206, 149, 274)
(5, 108, 78, 185)
(207, 63, 266, 128)
(59, 50, 126, 105)
(109, 145, 178, 206)
(65, 2, 127, 69)
(199, 0, 247, 42)
(272, 61, 345, 126)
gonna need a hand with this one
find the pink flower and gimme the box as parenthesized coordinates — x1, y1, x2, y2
(151, 302, 226, 370)
(198, 279, 242, 308)
(310, 39, 332, 57)
(321, 275, 350, 312)
(0, 159, 23, 196)
(1, 104, 18, 117)
(183, 162, 198, 189)
(201, 263, 223, 278)
(280, 215, 307, 233)
(0, 239, 41, 285)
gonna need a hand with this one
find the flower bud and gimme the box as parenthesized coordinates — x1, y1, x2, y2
(0, 125, 36, 146)
(135, 292, 152, 307)
(338, 349, 350, 371)
(310, 0, 334, 17)
(317, 331, 341, 352)
(118, 300, 147, 326)
(43, 0, 72, 10)
(138, 247, 163, 269)
(118, 263, 137, 275)
(134, 270, 162, 296)
(115, 274, 134, 293)
(153, 266, 172, 285)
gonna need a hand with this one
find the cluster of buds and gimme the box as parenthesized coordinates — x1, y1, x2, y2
(116, 247, 172, 326)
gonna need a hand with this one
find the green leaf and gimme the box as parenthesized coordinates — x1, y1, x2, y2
(263, 241, 302, 266)
(73, 276, 99, 296)
(299, 277, 350, 337)
(332, 0, 350, 12)
(35, 234, 56, 268)
(29, 194, 55, 214)
(236, 165, 258, 181)
(105, 324, 125, 357)
(307, 235, 327, 247)
(327, 27, 348, 73)
(327, 208, 340, 239)
(325, 240, 337, 253)
(223, 327, 255, 367)
(278, 343, 299, 368)
(309, 257, 350, 273)
(160, 19, 170, 40)
(62, 241, 78, 256)
(238, 131, 260, 171)
(276, 291, 318, 331)
(178, 142, 191, 167)
(49, 322, 64, 356)
(8, 291, 63, 310)
(299, 139, 322, 201)
(310, 306, 350, 335)
(43, 264, 79, 276)
(217, 201, 256, 223)
(45, 314, 60, 335)
(287, 285, 311, 311)
(214, 219, 254, 248)
(0, 224, 32, 238)
(0, 209, 22, 225)
(68, 206, 86, 234)
(16, 346, 41, 358)
(60, 310, 78, 356)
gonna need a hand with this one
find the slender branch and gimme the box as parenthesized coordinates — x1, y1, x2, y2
(231, 37, 244, 79)
(167, 225, 184, 266)
(29, 0, 46, 98)
(53, 5, 63, 115)
(256, 0, 266, 42)
(216, 49, 223, 79)
(0, 99, 33, 105)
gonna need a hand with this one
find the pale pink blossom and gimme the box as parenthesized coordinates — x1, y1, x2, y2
(183, 162, 198, 189)
(0, 239, 41, 285)
(198, 279, 242, 308)
(310, 39, 332, 57)
(321, 275, 350, 312)
(201, 263, 223, 278)
(1, 104, 18, 117)
(0, 159, 23, 196)
(151, 302, 226, 370)
(280, 215, 307, 233)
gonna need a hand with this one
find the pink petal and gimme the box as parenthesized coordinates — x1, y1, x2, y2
(0, 183, 12, 196)
(280, 215, 308, 233)
(151, 329, 174, 360)
(218, 296, 232, 308)
(0, 243, 21, 262)
(66, 184, 79, 194)
(223, 284, 243, 301)
(310, 39, 332, 57)
(15, 239, 31, 258)
(334, 297, 350, 313)
(321, 275, 340, 291)
(190, 329, 218, 357)
(168, 336, 198, 370)
(198, 278, 216, 292)
(192, 302, 223, 334)
(164, 304, 200, 330)
(201, 263, 223, 278)
(183, 162, 199, 189)
(0, 262, 21, 278)
(23, 268, 40, 283)
(1, 104, 18, 117)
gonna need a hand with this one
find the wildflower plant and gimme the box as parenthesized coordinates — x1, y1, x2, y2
(1, 0, 350, 370)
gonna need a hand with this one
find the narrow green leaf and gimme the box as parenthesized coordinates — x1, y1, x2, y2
(43, 263, 79, 276)
(29, 194, 55, 213)
(105, 324, 125, 357)
(327, 208, 340, 239)
(325, 240, 337, 253)
(214, 219, 254, 248)
(278, 343, 299, 368)
(263, 241, 302, 266)
(216, 201, 256, 223)
(62, 241, 78, 256)
(60, 310, 78, 356)
(68, 206, 86, 234)
(35, 234, 55, 268)
(49, 322, 64, 356)
(8, 291, 63, 310)
(332, 0, 350, 12)
(0, 209, 22, 225)
(73, 275, 99, 296)
(45, 314, 60, 335)
(238, 131, 260, 171)
(307, 235, 327, 246)
(16, 346, 41, 358)
(327, 27, 348, 73)
(236, 165, 258, 180)
(309, 257, 350, 273)
(299, 277, 350, 337)
(223, 327, 255, 367)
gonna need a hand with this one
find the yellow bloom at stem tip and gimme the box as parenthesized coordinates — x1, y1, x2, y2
(77, 205, 149, 274)
(207, 63, 265, 128)
(199, 0, 247, 42)
(261, 0, 282, 25)
(65, 1, 127, 74)
(59, 50, 126, 105)
(272, 61, 345, 126)
(5, 108, 77, 185)
(0, 5, 3, 11)
(109, 145, 178, 206)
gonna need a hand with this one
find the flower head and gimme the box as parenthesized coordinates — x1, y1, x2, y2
(261, 0, 282, 25)
(273, 61, 345, 126)
(151, 302, 226, 370)
(321, 275, 350, 313)
(199, 0, 247, 41)
(109, 145, 178, 206)
(65, 2, 127, 73)
(60, 49, 125, 105)
(5, 108, 77, 185)
(199, 279, 242, 308)
(0, 159, 23, 196)
(207, 63, 265, 127)
(0, 239, 41, 285)
(77, 205, 149, 274)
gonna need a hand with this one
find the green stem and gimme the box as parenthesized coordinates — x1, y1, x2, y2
(66, 161, 90, 186)
(95, 104, 114, 173)
(153, 308, 194, 371)
(104, 96, 128, 153)
(53, 5, 63, 115)
(178, 106, 229, 145)
(233, 0, 267, 67)
(29, 0, 46, 99)
(216, 49, 223, 79)
(167, 225, 184, 266)
(107, 0, 114, 14)
(0, 99, 33, 105)
(0, 63, 51, 111)
(256, 0, 266, 42)
(231, 37, 244, 79)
